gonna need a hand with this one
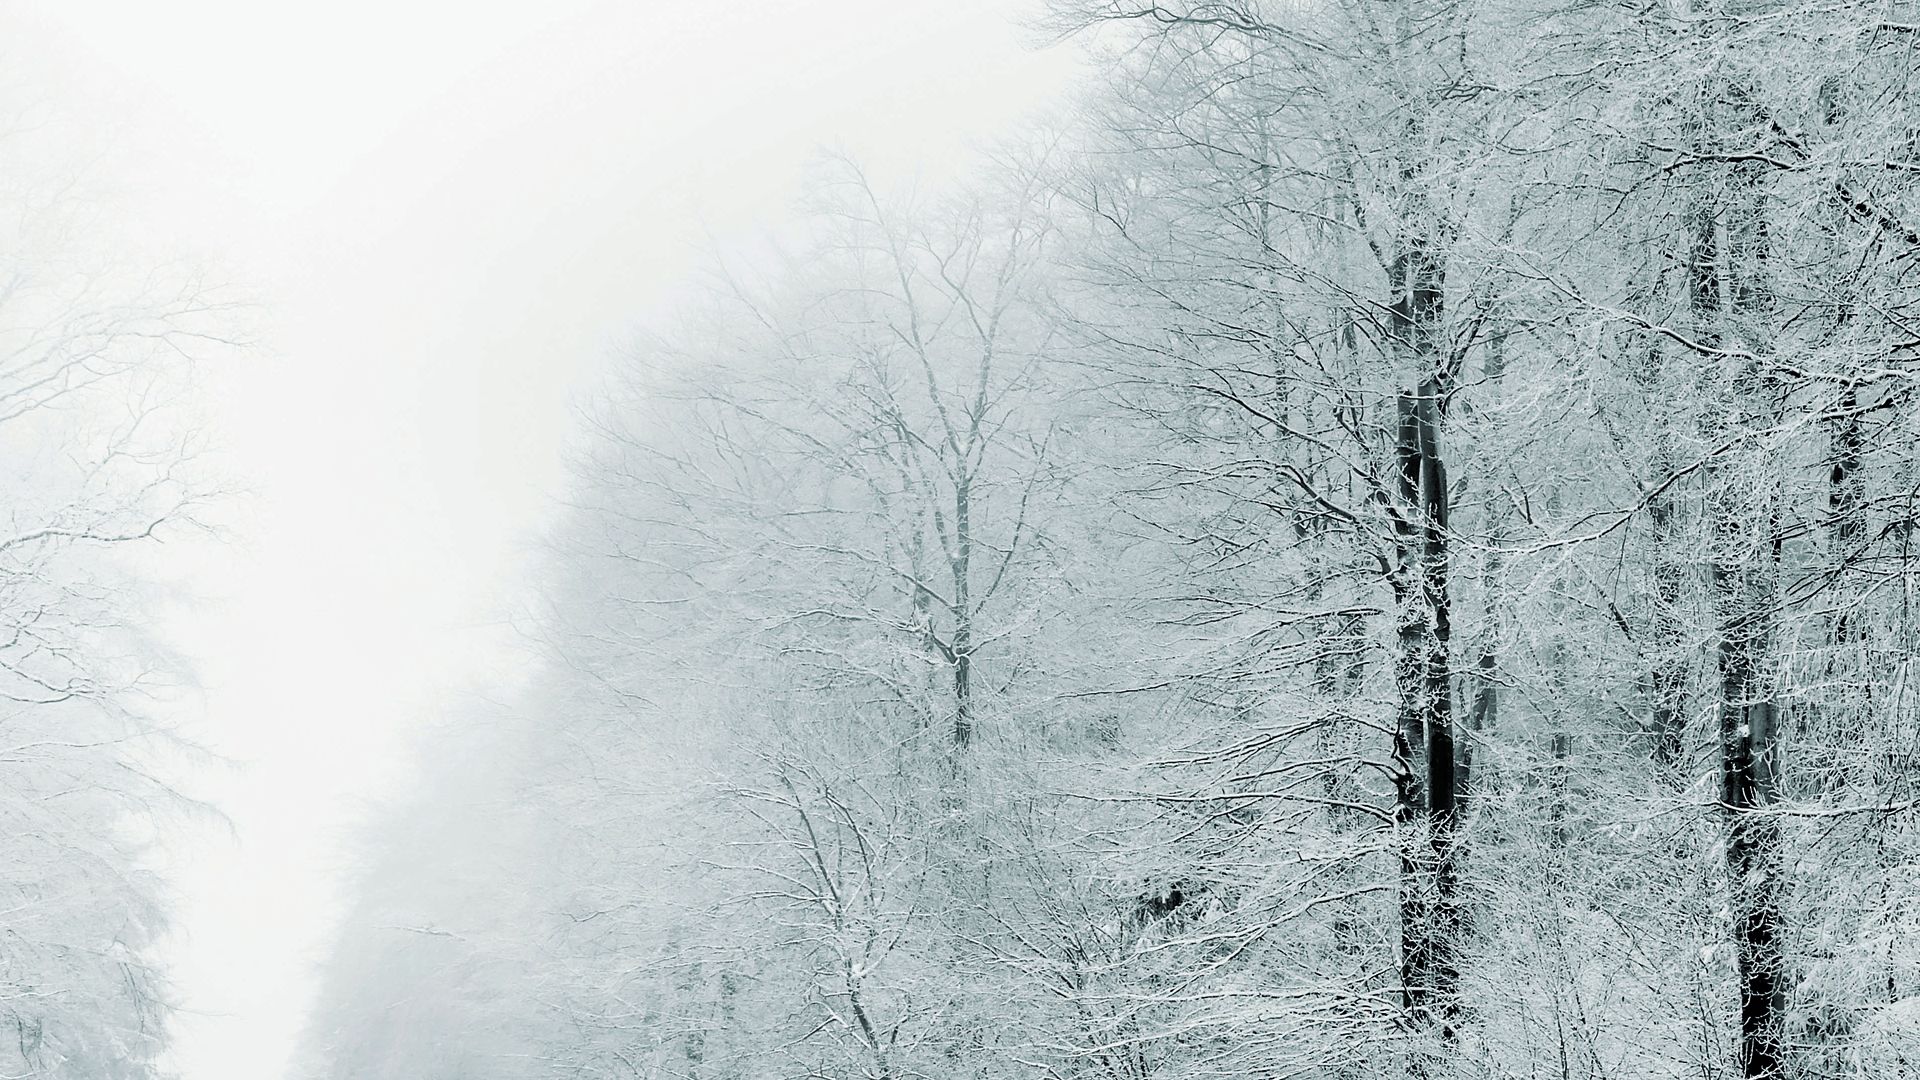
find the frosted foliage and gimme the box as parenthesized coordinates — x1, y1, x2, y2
(297, 4, 1920, 1080)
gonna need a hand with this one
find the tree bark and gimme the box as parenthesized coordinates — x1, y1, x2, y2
(1694, 138, 1788, 1078)
(1390, 196, 1460, 1052)
(951, 478, 974, 749)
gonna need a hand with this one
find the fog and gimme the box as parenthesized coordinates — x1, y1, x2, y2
(4, 4, 1919, 1080)
(5, 5, 1072, 1079)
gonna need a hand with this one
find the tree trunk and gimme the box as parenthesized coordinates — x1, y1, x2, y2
(1694, 145, 1788, 1078)
(1390, 200, 1459, 1053)
(951, 478, 974, 749)
(1716, 565, 1786, 1080)
(1645, 437, 1690, 773)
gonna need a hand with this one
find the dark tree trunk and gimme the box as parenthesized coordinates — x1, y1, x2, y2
(1830, 383, 1864, 646)
(1693, 140, 1788, 1077)
(1390, 200, 1459, 1052)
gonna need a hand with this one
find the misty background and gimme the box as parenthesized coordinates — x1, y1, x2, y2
(3, 5, 1074, 1079)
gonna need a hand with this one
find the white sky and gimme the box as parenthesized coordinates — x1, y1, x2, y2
(2, 5, 1078, 1079)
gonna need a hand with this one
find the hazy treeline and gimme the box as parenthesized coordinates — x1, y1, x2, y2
(0, 112, 219, 1076)
(303, 3, 1920, 1079)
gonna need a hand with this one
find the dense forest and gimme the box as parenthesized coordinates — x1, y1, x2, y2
(293, 3, 1920, 1080)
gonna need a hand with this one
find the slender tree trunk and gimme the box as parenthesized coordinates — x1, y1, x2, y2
(1645, 434, 1690, 772)
(1462, 323, 1510, 806)
(1716, 567, 1786, 1080)
(1394, 378, 1460, 1052)
(1830, 384, 1864, 647)
(951, 478, 974, 749)
(1694, 141, 1788, 1078)
(1390, 193, 1459, 1055)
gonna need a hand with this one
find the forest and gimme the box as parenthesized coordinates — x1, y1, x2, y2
(5, 1, 1920, 1079)
(295, 3, 1920, 1079)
